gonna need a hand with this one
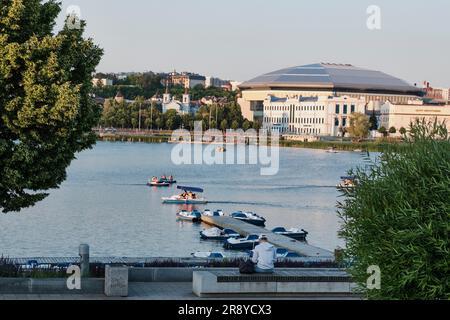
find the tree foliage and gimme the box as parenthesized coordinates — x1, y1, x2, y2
(100, 100, 251, 131)
(369, 111, 378, 131)
(347, 112, 370, 140)
(338, 119, 450, 299)
(0, 0, 103, 213)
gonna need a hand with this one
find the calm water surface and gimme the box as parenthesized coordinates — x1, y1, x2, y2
(0, 142, 374, 257)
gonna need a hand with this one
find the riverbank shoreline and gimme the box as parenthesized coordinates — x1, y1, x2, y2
(97, 132, 400, 152)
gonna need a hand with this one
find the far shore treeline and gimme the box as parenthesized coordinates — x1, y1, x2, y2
(99, 99, 260, 131)
(94, 72, 255, 131)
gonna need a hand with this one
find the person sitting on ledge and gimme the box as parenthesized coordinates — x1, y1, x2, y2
(251, 235, 277, 274)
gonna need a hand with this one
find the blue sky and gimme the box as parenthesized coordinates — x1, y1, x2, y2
(57, 0, 450, 86)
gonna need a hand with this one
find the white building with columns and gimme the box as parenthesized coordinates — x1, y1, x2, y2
(263, 95, 366, 136)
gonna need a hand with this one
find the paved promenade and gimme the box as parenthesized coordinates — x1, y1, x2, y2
(0, 282, 361, 300)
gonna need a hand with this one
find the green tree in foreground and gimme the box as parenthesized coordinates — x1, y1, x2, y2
(0, 0, 103, 213)
(347, 112, 370, 141)
(338, 119, 450, 299)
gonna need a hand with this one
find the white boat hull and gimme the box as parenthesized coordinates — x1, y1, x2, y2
(163, 198, 208, 204)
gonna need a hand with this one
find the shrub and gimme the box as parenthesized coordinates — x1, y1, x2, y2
(338, 119, 450, 299)
(399, 127, 407, 135)
(378, 126, 388, 137)
(0, 256, 21, 277)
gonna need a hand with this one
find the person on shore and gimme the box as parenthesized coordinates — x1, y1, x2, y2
(251, 235, 277, 274)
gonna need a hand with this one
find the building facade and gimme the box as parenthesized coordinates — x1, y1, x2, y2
(380, 101, 450, 136)
(423, 82, 450, 102)
(205, 76, 230, 88)
(164, 71, 206, 89)
(263, 95, 366, 136)
(238, 63, 423, 123)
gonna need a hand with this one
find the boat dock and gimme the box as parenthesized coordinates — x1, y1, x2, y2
(201, 216, 335, 259)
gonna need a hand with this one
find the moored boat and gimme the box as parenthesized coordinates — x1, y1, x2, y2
(202, 209, 224, 217)
(230, 211, 266, 227)
(191, 251, 226, 259)
(176, 210, 202, 222)
(200, 227, 240, 241)
(271, 227, 308, 241)
(224, 234, 260, 250)
(274, 248, 301, 259)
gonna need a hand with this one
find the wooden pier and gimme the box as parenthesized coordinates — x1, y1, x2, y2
(201, 216, 334, 259)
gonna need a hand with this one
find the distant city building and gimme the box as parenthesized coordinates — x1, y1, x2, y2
(263, 95, 366, 136)
(380, 100, 450, 136)
(205, 76, 230, 89)
(205, 77, 241, 91)
(162, 88, 197, 115)
(423, 81, 450, 102)
(239, 63, 423, 123)
(163, 71, 206, 89)
(92, 78, 113, 87)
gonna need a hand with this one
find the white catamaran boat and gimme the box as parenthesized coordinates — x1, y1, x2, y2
(162, 186, 208, 204)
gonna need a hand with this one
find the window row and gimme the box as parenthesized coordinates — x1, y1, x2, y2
(335, 104, 356, 114)
(264, 105, 326, 112)
(263, 117, 325, 124)
(295, 127, 321, 135)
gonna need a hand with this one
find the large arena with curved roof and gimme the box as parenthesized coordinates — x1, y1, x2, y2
(240, 63, 421, 94)
(238, 63, 423, 122)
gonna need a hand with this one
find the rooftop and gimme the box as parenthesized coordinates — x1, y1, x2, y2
(240, 63, 422, 95)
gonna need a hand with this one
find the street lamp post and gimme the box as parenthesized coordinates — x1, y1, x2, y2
(138, 102, 142, 132)
(209, 107, 212, 129)
(150, 103, 153, 133)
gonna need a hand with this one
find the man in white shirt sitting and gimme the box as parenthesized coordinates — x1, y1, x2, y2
(251, 235, 277, 274)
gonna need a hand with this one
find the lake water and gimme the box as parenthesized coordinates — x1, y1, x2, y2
(0, 142, 373, 258)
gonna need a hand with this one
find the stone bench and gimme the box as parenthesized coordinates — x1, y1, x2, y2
(193, 269, 357, 298)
